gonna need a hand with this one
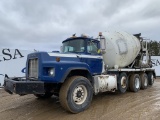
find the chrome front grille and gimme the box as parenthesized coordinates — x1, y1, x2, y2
(28, 58, 38, 78)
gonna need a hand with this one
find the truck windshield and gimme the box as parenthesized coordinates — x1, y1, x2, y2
(62, 39, 85, 53)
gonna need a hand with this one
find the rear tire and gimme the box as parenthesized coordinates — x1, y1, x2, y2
(130, 74, 140, 92)
(34, 92, 53, 98)
(140, 73, 148, 90)
(59, 76, 93, 113)
(117, 72, 128, 93)
(127, 74, 132, 91)
(148, 72, 154, 86)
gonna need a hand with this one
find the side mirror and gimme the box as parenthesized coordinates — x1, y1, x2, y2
(100, 37, 106, 54)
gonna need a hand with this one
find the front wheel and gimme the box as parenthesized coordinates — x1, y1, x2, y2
(59, 76, 93, 113)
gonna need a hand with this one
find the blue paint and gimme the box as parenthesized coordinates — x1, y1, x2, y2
(21, 67, 26, 73)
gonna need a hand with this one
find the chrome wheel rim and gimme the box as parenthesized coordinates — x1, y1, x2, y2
(121, 76, 127, 88)
(73, 85, 87, 105)
(135, 78, 140, 89)
(151, 75, 154, 83)
(144, 77, 148, 86)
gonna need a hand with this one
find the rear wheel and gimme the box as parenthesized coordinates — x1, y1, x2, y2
(127, 74, 132, 91)
(117, 72, 128, 93)
(148, 72, 154, 86)
(34, 92, 53, 98)
(130, 74, 140, 92)
(140, 73, 148, 90)
(59, 76, 93, 113)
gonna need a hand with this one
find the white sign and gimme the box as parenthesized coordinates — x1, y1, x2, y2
(151, 56, 160, 77)
(0, 49, 32, 87)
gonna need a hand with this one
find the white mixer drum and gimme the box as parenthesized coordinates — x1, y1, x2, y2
(100, 31, 141, 69)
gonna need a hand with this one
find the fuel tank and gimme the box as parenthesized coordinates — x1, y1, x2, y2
(100, 31, 141, 69)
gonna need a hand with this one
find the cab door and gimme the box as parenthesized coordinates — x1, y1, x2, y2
(81, 40, 103, 75)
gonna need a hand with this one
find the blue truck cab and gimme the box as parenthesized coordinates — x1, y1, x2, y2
(4, 35, 103, 113)
(26, 36, 102, 83)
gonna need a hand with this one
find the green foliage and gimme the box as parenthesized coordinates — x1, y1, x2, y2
(148, 41, 160, 56)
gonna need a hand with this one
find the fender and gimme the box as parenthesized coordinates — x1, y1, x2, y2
(60, 67, 92, 83)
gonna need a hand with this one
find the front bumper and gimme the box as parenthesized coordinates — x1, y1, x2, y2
(4, 77, 45, 95)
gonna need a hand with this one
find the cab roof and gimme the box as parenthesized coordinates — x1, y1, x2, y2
(62, 36, 99, 43)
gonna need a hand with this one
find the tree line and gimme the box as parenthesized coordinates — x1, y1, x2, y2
(147, 41, 160, 56)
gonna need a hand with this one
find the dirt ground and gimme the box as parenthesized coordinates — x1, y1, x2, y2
(0, 79, 160, 120)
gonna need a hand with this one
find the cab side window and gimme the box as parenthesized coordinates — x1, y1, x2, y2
(87, 41, 99, 54)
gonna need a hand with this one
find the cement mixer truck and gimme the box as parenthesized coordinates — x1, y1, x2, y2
(4, 31, 156, 113)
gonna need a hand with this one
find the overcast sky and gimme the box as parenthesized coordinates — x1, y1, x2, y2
(0, 0, 160, 51)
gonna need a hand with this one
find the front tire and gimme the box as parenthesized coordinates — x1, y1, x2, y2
(130, 74, 141, 92)
(59, 76, 93, 113)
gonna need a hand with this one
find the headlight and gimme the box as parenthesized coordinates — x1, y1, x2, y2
(48, 68, 55, 76)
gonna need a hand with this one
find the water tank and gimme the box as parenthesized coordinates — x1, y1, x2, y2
(100, 31, 141, 69)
